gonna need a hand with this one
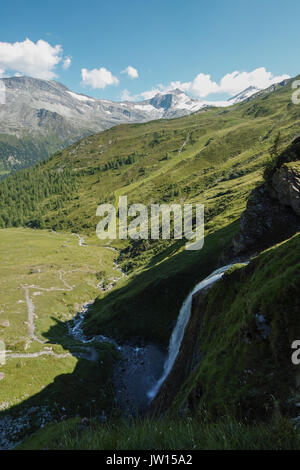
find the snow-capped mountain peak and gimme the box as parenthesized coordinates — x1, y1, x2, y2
(145, 89, 205, 116)
(227, 86, 260, 104)
(0, 76, 282, 173)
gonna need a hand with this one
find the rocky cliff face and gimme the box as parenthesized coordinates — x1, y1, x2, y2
(271, 162, 300, 216)
(150, 142, 300, 419)
(232, 151, 300, 256)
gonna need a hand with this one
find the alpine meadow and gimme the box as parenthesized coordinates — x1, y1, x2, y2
(1, 0, 300, 456)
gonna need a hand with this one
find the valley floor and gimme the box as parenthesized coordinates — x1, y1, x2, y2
(0, 228, 120, 448)
(0, 228, 167, 449)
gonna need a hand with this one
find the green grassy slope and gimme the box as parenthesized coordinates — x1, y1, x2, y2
(0, 228, 120, 445)
(14, 232, 300, 450)
(1, 79, 300, 450)
(169, 233, 300, 420)
(17, 414, 300, 451)
(1, 77, 299, 232)
(1, 77, 300, 346)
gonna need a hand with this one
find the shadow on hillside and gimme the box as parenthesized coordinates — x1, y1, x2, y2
(0, 219, 240, 448)
(85, 220, 241, 346)
(0, 316, 119, 449)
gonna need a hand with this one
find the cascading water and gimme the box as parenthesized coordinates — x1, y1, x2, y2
(69, 240, 244, 410)
(148, 264, 234, 400)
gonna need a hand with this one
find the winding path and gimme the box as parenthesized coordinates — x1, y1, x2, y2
(21, 269, 74, 350)
(12, 235, 125, 359)
(8, 351, 71, 359)
(178, 134, 189, 155)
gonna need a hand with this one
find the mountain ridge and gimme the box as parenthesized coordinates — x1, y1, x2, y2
(0, 74, 300, 450)
(0, 75, 287, 175)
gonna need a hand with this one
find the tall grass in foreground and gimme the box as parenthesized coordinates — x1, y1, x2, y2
(18, 414, 300, 450)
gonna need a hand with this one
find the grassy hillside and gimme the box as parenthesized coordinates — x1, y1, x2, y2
(1, 79, 300, 449)
(167, 233, 300, 420)
(0, 228, 120, 446)
(1, 77, 300, 346)
(17, 414, 299, 451)
(14, 232, 300, 450)
(1, 78, 299, 233)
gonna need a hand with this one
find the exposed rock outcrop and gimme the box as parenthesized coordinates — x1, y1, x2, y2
(232, 162, 300, 256)
(271, 162, 300, 216)
(151, 142, 300, 418)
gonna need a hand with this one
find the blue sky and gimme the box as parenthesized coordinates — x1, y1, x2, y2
(0, 0, 299, 102)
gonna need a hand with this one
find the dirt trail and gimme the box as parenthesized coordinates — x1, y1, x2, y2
(74, 233, 86, 247)
(178, 135, 189, 155)
(18, 235, 124, 358)
(18, 233, 86, 353)
(21, 269, 74, 350)
(1, 235, 127, 449)
(8, 351, 71, 359)
(23, 287, 35, 341)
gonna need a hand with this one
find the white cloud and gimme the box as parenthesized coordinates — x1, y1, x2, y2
(121, 89, 136, 101)
(121, 65, 139, 79)
(121, 88, 159, 101)
(139, 67, 290, 100)
(81, 67, 119, 89)
(167, 74, 220, 98)
(0, 69, 4, 78)
(62, 56, 72, 70)
(140, 88, 163, 100)
(0, 39, 63, 79)
(219, 68, 290, 95)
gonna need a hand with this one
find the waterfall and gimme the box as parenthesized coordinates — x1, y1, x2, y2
(148, 264, 234, 400)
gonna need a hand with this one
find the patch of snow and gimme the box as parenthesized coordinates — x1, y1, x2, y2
(227, 86, 260, 104)
(67, 91, 95, 103)
(134, 104, 156, 112)
(173, 94, 205, 111)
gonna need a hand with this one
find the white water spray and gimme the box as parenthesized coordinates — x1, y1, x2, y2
(148, 264, 234, 400)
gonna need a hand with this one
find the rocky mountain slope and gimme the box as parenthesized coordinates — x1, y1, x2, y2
(232, 138, 300, 255)
(0, 76, 289, 175)
(0, 77, 205, 174)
